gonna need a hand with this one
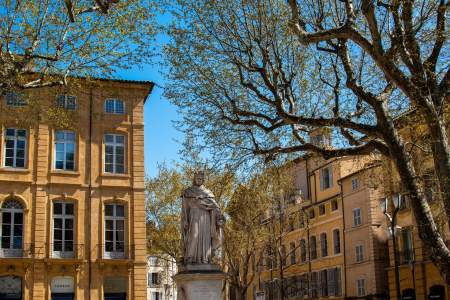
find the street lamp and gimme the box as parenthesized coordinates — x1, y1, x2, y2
(382, 194, 402, 300)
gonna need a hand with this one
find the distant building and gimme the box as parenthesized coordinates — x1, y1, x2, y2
(147, 255, 177, 300)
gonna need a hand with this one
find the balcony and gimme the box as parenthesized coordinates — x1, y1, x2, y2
(0, 243, 42, 258)
(100, 244, 133, 259)
(50, 243, 84, 260)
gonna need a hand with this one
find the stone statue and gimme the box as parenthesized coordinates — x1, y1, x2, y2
(181, 171, 223, 265)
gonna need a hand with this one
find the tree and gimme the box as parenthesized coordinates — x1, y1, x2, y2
(0, 0, 156, 93)
(164, 0, 450, 283)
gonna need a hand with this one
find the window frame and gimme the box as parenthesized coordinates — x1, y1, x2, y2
(331, 199, 338, 211)
(300, 239, 307, 263)
(52, 201, 75, 258)
(355, 244, 364, 262)
(56, 94, 77, 110)
(5, 92, 27, 107)
(104, 203, 126, 259)
(103, 133, 126, 174)
(289, 241, 296, 265)
(104, 99, 125, 114)
(54, 130, 76, 171)
(310, 235, 317, 260)
(319, 204, 326, 216)
(0, 199, 24, 257)
(353, 208, 362, 227)
(320, 166, 333, 190)
(333, 229, 341, 254)
(320, 232, 328, 257)
(3, 128, 27, 168)
(357, 278, 366, 296)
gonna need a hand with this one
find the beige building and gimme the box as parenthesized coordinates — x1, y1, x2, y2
(251, 131, 391, 300)
(0, 78, 153, 300)
(340, 164, 389, 299)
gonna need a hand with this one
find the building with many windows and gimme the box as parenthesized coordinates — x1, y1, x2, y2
(146, 255, 177, 300)
(0, 77, 153, 300)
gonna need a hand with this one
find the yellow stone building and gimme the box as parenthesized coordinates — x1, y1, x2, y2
(0, 78, 153, 300)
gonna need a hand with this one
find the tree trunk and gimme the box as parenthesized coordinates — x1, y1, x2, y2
(382, 112, 450, 285)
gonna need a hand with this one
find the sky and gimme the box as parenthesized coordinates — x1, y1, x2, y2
(117, 13, 183, 178)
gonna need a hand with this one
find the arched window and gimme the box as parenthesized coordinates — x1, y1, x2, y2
(1, 199, 24, 257)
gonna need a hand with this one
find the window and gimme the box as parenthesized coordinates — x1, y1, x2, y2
(327, 267, 342, 296)
(280, 245, 287, 266)
(149, 272, 161, 286)
(401, 228, 414, 263)
(104, 134, 125, 174)
(4, 128, 27, 168)
(300, 239, 307, 262)
(320, 233, 328, 257)
(56, 95, 77, 110)
(357, 278, 366, 296)
(353, 208, 362, 226)
(54, 131, 76, 171)
(309, 208, 315, 219)
(356, 244, 364, 262)
(299, 212, 305, 228)
(5, 92, 27, 106)
(104, 203, 125, 258)
(53, 202, 74, 258)
(290, 242, 296, 265)
(320, 166, 333, 190)
(319, 269, 328, 297)
(310, 272, 318, 298)
(351, 178, 359, 190)
(150, 291, 162, 300)
(333, 229, 341, 254)
(0, 199, 24, 257)
(310, 236, 317, 260)
(393, 193, 409, 210)
(104, 99, 125, 114)
(331, 199, 338, 211)
(319, 204, 326, 215)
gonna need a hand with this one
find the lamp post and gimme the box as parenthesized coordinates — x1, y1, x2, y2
(383, 195, 402, 300)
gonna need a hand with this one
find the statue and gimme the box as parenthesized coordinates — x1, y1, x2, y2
(181, 171, 223, 265)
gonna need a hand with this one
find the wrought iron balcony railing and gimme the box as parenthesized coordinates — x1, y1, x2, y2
(0, 243, 43, 258)
(50, 243, 84, 259)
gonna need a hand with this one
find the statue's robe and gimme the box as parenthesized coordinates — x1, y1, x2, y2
(182, 185, 222, 264)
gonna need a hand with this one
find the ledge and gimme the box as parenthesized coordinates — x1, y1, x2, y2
(0, 167, 30, 173)
(50, 170, 81, 176)
(101, 173, 130, 179)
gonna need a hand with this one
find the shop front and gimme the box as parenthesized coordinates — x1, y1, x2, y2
(51, 276, 75, 300)
(104, 277, 127, 300)
(0, 276, 22, 300)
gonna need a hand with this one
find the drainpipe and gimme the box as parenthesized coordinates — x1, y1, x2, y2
(338, 181, 347, 298)
(87, 87, 93, 300)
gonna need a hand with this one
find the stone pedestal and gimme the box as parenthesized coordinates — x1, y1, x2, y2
(174, 265, 225, 300)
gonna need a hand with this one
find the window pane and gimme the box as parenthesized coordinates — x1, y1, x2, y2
(15, 159, 25, 168)
(53, 203, 62, 215)
(105, 153, 114, 164)
(13, 225, 22, 236)
(55, 161, 64, 170)
(17, 130, 26, 137)
(16, 149, 25, 159)
(105, 100, 114, 113)
(105, 135, 114, 143)
(115, 164, 124, 174)
(105, 163, 113, 173)
(116, 205, 125, 217)
(54, 241, 62, 251)
(13, 213, 23, 224)
(54, 218, 63, 228)
(64, 241, 73, 252)
(3, 212, 11, 223)
(65, 161, 74, 170)
(2, 237, 11, 248)
(65, 203, 74, 215)
(65, 229, 73, 241)
(56, 143, 65, 152)
(106, 220, 114, 230)
(16, 140, 25, 149)
(54, 229, 63, 240)
(116, 242, 125, 252)
(116, 230, 124, 242)
(5, 158, 13, 167)
(105, 242, 114, 252)
(13, 236, 22, 249)
(105, 205, 114, 216)
(66, 132, 76, 141)
(115, 101, 124, 113)
(116, 220, 124, 230)
(55, 131, 65, 141)
(115, 135, 124, 144)
(65, 218, 73, 229)
(105, 230, 114, 241)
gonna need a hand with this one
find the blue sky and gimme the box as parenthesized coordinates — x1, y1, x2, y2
(118, 13, 182, 178)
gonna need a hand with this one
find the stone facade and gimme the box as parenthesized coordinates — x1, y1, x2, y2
(0, 78, 153, 300)
(147, 255, 177, 300)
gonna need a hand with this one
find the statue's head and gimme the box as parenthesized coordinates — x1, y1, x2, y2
(193, 171, 205, 186)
